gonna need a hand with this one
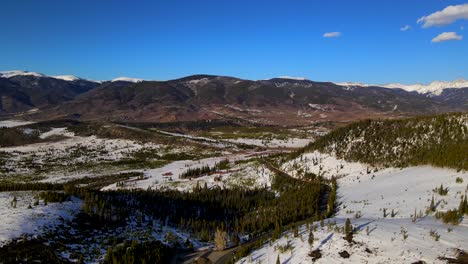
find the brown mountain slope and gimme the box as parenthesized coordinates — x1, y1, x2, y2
(31, 75, 463, 125)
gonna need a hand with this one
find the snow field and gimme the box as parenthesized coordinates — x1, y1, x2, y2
(239, 151, 468, 263)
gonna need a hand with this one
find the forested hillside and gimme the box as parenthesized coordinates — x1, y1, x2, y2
(304, 112, 468, 170)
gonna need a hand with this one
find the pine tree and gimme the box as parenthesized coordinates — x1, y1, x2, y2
(293, 224, 299, 237)
(430, 195, 435, 212)
(11, 196, 17, 208)
(345, 218, 352, 235)
(308, 229, 314, 246)
(276, 254, 281, 264)
(459, 195, 465, 215)
(272, 221, 282, 240)
(464, 194, 468, 215)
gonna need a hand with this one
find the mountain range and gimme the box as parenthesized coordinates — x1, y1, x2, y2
(0, 71, 467, 125)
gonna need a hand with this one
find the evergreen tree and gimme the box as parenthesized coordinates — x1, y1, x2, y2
(459, 195, 465, 215)
(344, 218, 352, 235)
(11, 196, 17, 208)
(308, 229, 314, 246)
(430, 195, 436, 212)
(293, 224, 299, 237)
(276, 254, 281, 264)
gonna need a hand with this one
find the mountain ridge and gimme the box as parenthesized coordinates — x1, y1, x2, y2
(1, 71, 467, 125)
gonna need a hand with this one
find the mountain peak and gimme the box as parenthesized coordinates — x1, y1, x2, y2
(0, 70, 46, 78)
(381, 79, 468, 95)
(333, 79, 468, 95)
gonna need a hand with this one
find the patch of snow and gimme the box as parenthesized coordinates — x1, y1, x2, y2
(39, 127, 74, 139)
(334, 82, 370, 87)
(0, 192, 82, 246)
(111, 77, 144, 83)
(276, 76, 308, 81)
(0, 120, 34, 128)
(52, 75, 81, 82)
(187, 78, 210, 85)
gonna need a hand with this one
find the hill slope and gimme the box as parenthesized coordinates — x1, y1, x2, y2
(304, 112, 468, 170)
(0, 73, 99, 114)
(33, 75, 464, 125)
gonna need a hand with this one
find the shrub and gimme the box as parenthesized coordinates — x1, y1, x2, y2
(435, 209, 461, 225)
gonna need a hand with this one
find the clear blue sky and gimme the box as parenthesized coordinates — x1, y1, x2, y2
(1, 0, 467, 83)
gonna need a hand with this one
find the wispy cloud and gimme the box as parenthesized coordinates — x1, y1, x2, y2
(418, 4, 468, 28)
(323, 32, 341, 38)
(431, 32, 463, 43)
(400, 25, 411, 31)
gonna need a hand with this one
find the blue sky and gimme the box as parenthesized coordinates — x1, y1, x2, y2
(0, 0, 467, 83)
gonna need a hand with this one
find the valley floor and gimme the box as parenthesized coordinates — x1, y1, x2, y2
(1, 118, 466, 263)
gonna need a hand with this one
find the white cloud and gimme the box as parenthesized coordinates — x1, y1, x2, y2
(323, 32, 341, 38)
(431, 32, 463, 42)
(418, 4, 468, 28)
(400, 25, 411, 31)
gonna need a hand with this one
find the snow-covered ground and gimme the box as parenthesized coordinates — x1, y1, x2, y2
(102, 152, 275, 191)
(0, 192, 82, 247)
(159, 130, 313, 149)
(1, 127, 158, 156)
(225, 138, 313, 148)
(157, 130, 233, 148)
(0, 120, 34, 128)
(0, 127, 169, 179)
(38, 127, 74, 139)
(239, 152, 468, 263)
(282, 151, 368, 178)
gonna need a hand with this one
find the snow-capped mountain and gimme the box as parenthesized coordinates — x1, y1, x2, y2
(0, 71, 100, 113)
(0, 70, 146, 84)
(381, 79, 468, 96)
(0, 70, 46, 78)
(0, 70, 100, 83)
(333, 79, 468, 96)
